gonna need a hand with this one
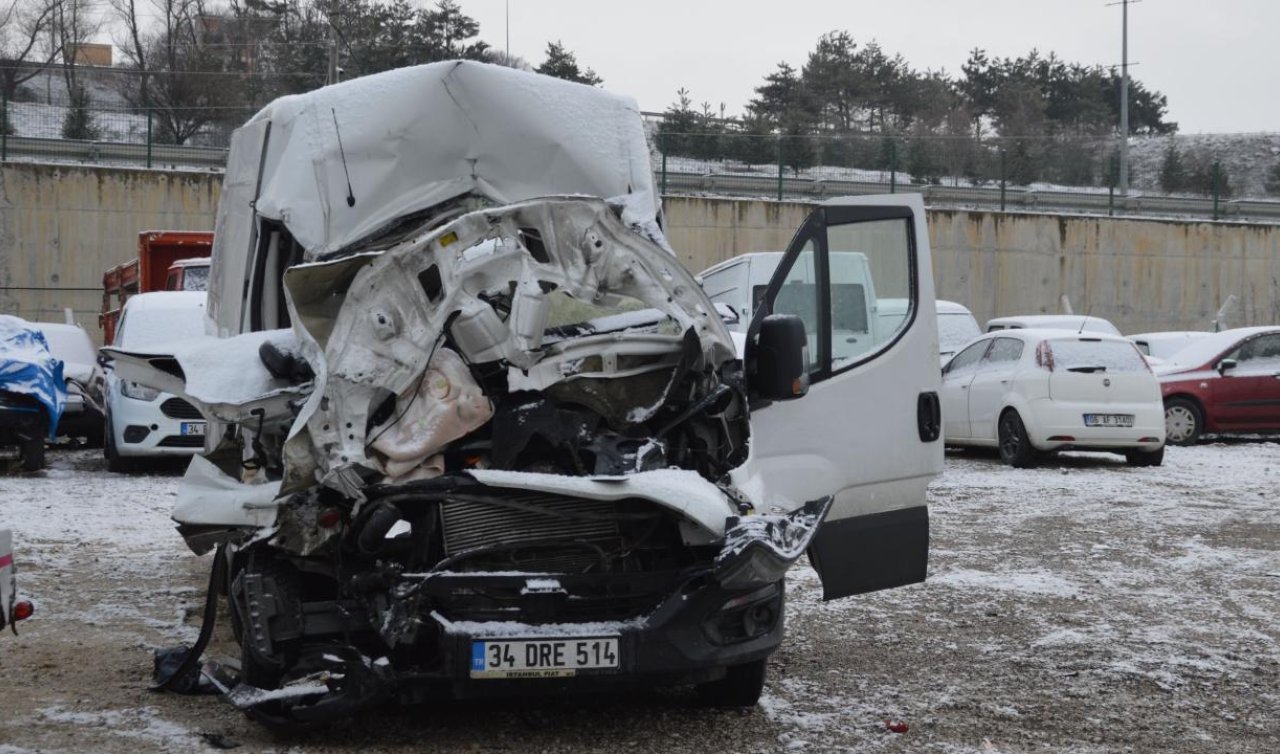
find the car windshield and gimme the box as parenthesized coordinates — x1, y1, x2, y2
(938, 312, 981, 352)
(1049, 338, 1147, 373)
(181, 265, 210, 291)
(120, 305, 207, 350)
(1160, 330, 1265, 369)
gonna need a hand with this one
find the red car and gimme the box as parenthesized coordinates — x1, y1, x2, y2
(1156, 326, 1280, 444)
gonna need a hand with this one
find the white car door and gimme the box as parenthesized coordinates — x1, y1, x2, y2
(734, 194, 942, 600)
(967, 337, 1026, 440)
(940, 339, 991, 441)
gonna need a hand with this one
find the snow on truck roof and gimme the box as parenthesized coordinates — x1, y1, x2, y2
(227, 60, 658, 260)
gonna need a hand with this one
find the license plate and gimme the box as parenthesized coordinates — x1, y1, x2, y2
(181, 422, 207, 436)
(1084, 413, 1134, 428)
(470, 637, 620, 679)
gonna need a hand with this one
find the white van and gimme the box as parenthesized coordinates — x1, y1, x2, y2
(108, 62, 943, 723)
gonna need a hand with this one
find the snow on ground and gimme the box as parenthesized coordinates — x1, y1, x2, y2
(0, 443, 1277, 752)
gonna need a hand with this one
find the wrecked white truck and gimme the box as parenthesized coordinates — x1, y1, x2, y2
(108, 61, 943, 725)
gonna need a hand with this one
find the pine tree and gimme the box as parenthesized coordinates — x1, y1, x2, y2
(657, 87, 698, 157)
(535, 41, 602, 86)
(61, 84, 101, 141)
(1159, 145, 1187, 193)
(1265, 161, 1280, 196)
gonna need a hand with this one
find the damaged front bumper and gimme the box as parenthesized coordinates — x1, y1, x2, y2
(221, 497, 828, 718)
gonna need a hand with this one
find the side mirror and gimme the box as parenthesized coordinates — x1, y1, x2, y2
(1218, 358, 1238, 375)
(712, 302, 740, 325)
(752, 314, 809, 401)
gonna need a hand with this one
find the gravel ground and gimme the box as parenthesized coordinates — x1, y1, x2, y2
(0, 443, 1277, 753)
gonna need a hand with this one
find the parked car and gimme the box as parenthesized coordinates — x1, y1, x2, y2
(32, 322, 105, 445)
(103, 292, 209, 471)
(0, 315, 65, 471)
(985, 314, 1121, 336)
(1128, 331, 1212, 360)
(937, 301, 982, 363)
(699, 255, 976, 364)
(107, 62, 944, 725)
(1, 529, 35, 634)
(941, 329, 1165, 467)
(1155, 326, 1280, 445)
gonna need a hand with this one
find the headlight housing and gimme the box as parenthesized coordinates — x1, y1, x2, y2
(120, 380, 160, 401)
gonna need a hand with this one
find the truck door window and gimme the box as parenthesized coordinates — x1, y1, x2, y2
(767, 239, 822, 373)
(827, 218, 914, 372)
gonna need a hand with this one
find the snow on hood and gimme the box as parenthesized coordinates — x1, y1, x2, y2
(0, 315, 67, 436)
(230, 60, 658, 262)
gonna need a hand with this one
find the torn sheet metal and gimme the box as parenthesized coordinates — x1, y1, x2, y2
(279, 197, 734, 496)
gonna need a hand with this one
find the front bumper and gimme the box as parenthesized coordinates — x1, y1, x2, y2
(404, 574, 786, 701)
(110, 391, 207, 458)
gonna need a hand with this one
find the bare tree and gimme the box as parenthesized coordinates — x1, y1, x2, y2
(0, 0, 59, 103)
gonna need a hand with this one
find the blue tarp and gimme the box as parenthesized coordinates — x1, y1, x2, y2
(0, 315, 67, 438)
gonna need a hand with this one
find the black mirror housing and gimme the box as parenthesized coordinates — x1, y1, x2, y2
(752, 314, 810, 401)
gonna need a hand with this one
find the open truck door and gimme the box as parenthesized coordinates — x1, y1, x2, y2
(734, 194, 943, 600)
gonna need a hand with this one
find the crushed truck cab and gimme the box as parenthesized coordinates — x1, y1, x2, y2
(107, 61, 942, 724)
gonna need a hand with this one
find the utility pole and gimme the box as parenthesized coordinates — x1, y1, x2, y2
(327, 0, 339, 85)
(1116, 0, 1135, 196)
(505, 0, 510, 65)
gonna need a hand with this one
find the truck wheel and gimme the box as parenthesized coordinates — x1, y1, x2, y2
(1163, 399, 1202, 446)
(1125, 447, 1165, 467)
(694, 659, 767, 708)
(997, 410, 1036, 468)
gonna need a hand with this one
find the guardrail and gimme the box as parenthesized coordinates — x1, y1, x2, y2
(658, 171, 1280, 223)
(6, 135, 1280, 223)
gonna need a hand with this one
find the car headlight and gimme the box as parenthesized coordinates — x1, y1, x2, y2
(120, 380, 160, 401)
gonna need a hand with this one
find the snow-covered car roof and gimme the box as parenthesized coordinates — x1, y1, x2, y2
(985, 314, 1121, 336)
(31, 323, 98, 384)
(936, 300, 974, 315)
(117, 292, 208, 351)
(1153, 326, 1280, 373)
(228, 60, 658, 262)
(977, 327, 1137, 345)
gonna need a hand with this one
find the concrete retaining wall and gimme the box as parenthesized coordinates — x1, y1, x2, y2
(3, 164, 1277, 345)
(0, 163, 222, 338)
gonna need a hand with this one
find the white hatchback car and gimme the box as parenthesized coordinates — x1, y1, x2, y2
(103, 292, 209, 471)
(941, 329, 1166, 467)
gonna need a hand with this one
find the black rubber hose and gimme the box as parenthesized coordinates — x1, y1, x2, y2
(150, 544, 227, 691)
(355, 501, 403, 555)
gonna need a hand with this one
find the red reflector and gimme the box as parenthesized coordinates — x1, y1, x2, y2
(886, 720, 909, 733)
(1139, 437, 1159, 443)
(13, 600, 33, 622)
(318, 509, 343, 529)
(1047, 435, 1075, 442)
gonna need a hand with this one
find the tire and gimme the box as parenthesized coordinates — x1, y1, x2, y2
(20, 434, 46, 471)
(104, 416, 132, 473)
(1163, 398, 1202, 446)
(997, 410, 1036, 468)
(694, 659, 768, 708)
(1125, 446, 1165, 467)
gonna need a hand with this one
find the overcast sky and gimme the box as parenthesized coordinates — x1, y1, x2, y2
(451, 0, 1274, 133)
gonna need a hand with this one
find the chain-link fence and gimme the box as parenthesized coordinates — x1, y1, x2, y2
(5, 84, 1280, 223)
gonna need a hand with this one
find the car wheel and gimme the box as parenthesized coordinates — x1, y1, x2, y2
(1125, 446, 1165, 467)
(1163, 399, 1202, 446)
(694, 658, 768, 708)
(104, 416, 132, 473)
(997, 410, 1036, 468)
(20, 423, 47, 472)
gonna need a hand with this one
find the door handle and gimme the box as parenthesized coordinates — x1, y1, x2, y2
(917, 392, 941, 442)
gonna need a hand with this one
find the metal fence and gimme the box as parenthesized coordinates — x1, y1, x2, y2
(5, 96, 1280, 223)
